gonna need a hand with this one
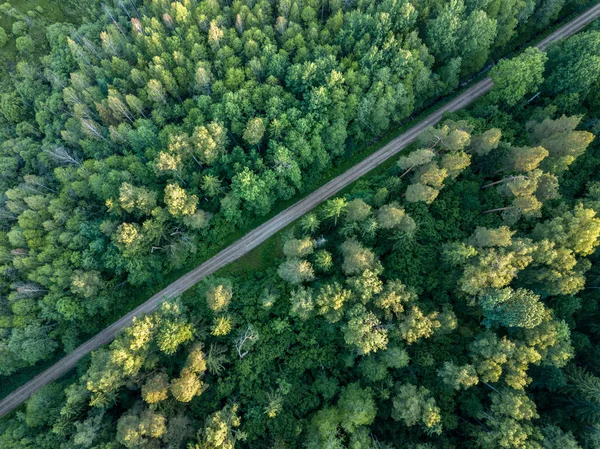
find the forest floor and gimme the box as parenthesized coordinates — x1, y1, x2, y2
(2, 1, 600, 419)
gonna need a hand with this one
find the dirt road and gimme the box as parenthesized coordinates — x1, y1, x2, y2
(1, 1, 599, 419)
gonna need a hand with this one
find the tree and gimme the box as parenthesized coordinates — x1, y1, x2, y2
(442, 241, 478, 266)
(562, 366, 600, 424)
(374, 280, 417, 320)
(289, 287, 314, 320)
(321, 197, 347, 225)
(398, 306, 441, 344)
(183, 210, 212, 230)
(545, 30, 600, 96)
(299, 213, 320, 234)
(440, 151, 471, 179)
(459, 242, 535, 295)
(206, 281, 233, 313)
(415, 163, 448, 188)
(476, 391, 540, 449)
(25, 383, 64, 428)
(540, 425, 582, 449)
(343, 304, 388, 355)
(425, 0, 465, 63)
(283, 237, 315, 258)
(397, 149, 436, 177)
(535, 0, 568, 28)
(483, 191, 543, 223)
(211, 315, 233, 336)
(469, 128, 502, 156)
(119, 182, 157, 215)
(459, 10, 497, 74)
(195, 63, 213, 93)
(0, 27, 7, 48)
(340, 239, 378, 275)
(16, 35, 35, 54)
(315, 282, 353, 323)
(337, 383, 377, 433)
(314, 250, 333, 272)
(528, 115, 594, 173)
(489, 48, 548, 106)
(164, 184, 198, 217)
(479, 288, 546, 329)
(192, 122, 227, 165)
(71, 270, 104, 298)
(419, 122, 471, 151)
(376, 203, 415, 232)
(116, 413, 148, 449)
(345, 199, 372, 223)
(277, 258, 315, 284)
(116, 410, 167, 449)
(165, 414, 194, 448)
(142, 373, 170, 404)
(305, 407, 344, 449)
(507, 146, 549, 173)
(170, 368, 203, 403)
(405, 183, 440, 204)
(235, 324, 259, 359)
(193, 404, 243, 449)
(8, 322, 58, 365)
(185, 343, 207, 375)
(156, 319, 194, 354)
(468, 226, 515, 248)
(392, 384, 441, 432)
(438, 362, 479, 390)
(203, 343, 227, 376)
(231, 167, 276, 215)
(156, 150, 184, 177)
(243, 117, 266, 146)
(468, 331, 542, 389)
(532, 205, 600, 256)
(201, 175, 222, 197)
(147, 79, 167, 104)
(346, 268, 384, 303)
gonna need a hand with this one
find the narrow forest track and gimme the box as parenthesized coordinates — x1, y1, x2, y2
(1, 1, 600, 419)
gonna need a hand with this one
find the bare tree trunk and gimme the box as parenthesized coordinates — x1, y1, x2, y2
(482, 206, 516, 214)
(481, 179, 508, 189)
(399, 164, 416, 179)
(129, 0, 141, 18)
(482, 175, 527, 189)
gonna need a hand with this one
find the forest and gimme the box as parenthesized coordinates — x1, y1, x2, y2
(2, 0, 600, 448)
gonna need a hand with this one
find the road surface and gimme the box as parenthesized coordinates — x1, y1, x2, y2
(1, 1, 600, 419)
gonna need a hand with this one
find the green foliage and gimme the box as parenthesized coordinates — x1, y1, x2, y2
(1, 1, 600, 448)
(277, 258, 315, 285)
(562, 366, 600, 424)
(0, 0, 582, 383)
(15, 35, 34, 54)
(545, 31, 600, 96)
(343, 304, 388, 355)
(479, 287, 546, 329)
(0, 27, 7, 48)
(206, 280, 234, 313)
(437, 362, 479, 390)
(490, 48, 548, 106)
(392, 383, 442, 433)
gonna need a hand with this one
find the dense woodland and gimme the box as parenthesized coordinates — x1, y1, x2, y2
(2, 0, 600, 448)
